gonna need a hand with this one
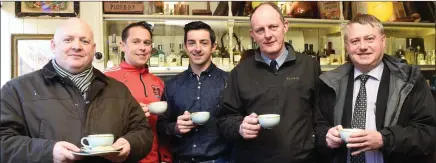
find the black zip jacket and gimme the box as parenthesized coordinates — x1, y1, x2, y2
(216, 43, 321, 163)
(314, 55, 436, 163)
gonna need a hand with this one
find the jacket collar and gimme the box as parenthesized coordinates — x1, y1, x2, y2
(254, 42, 296, 64)
(42, 60, 108, 84)
(320, 54, 417, 90)
(119, 61, 149, 74)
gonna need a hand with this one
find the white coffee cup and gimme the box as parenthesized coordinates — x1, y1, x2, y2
(339, 128, 363, 143)
(258, 114, 280, 129)
(191, 112, 210, 125)
(81, 134, 114, 149)
(148, 101, 168, 115)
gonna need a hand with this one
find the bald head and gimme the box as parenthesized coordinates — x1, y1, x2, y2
(51, 18, 96, 74)
(249, 2, 288, 59)
(250, 2, 285, 26)
(54, 18, 94, 43)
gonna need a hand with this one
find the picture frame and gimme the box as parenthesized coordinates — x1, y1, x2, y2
(15, 1, 79, 18)
(11, 34, 54, 78)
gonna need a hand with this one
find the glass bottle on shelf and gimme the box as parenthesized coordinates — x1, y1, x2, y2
(429, 50, 435, 65)
(328, 42, 339, 65)
(288, 40, 293, 46)
(157, 45, 166, 67)
(145, 2, 155, 15)
(166, 43, 180, 66)
(212, 45, 222, 67)
(395, 45, 406, 62)
(164, 3, 170, 15)
(233, 45, 241, 66)
(154, 1, 164, 15)
(415, 46, 425, 65)
(222, 45, 231, 67)
(405, 38, 415, 65)
(243, 2, 253, 16)
(308, 44, 318, 61)
(302, 43, 309, 55)
(318, 44, 330, 65)
(149, 43, 159, 67)
(180, 44, 189, 67)
(108, 34, 119, 66)
(327, 42, 335, 55)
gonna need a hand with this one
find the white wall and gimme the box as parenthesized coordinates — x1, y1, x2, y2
(1, 2, 104, 87)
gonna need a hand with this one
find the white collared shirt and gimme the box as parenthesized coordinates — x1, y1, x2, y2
(347, 62, 385, 163)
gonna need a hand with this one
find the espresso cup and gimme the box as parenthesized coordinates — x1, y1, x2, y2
(80, 134, 114, 149)
(339, 128, 363, 143)
(258, 114, 280, 129)
(148, 101, 168, 115)
(191, 112, 210, 125)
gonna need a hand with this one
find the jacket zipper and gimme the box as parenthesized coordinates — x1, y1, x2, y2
(140, 74, 148, 97)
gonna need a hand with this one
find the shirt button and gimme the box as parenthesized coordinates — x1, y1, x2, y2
(217, 105, 220, 108)
(85, 101, 89, 104)
(75, 104, 78, 107)
(195, 129, 198, 132)
(193, 144, 196, 147)
(197, 97, 200, 100)
(192, 158, 195, 161)
(199, 82, 201, 85)
(208, 74, 211, 77)
(198, 86, 200, 89)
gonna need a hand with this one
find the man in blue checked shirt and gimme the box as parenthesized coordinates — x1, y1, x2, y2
(157, 21, 231, 163)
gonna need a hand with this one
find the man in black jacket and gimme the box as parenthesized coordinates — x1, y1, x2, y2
(1, 18, 153, 163)
(314, 14, 436, 163)
(216, 2, 321, 163)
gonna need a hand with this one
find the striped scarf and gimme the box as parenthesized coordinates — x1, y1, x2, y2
(52, 59, 94, 96)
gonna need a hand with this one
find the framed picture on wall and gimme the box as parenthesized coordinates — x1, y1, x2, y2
(11, 34, 54, 78)
(15, 1, 79, 18)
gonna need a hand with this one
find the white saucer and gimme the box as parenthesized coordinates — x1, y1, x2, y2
(72, 146, 122, 156)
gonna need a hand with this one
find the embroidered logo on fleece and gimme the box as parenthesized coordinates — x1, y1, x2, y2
(151, 85, 161, 99)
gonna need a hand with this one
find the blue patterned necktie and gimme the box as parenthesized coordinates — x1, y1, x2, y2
(350, 74, 369, 163)
(270, 60, 278, 73)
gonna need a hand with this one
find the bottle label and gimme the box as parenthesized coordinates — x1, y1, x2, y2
(223, 58, 230, 66)
(150, 57, 159, 67)
(167, 55, 180, 66)
(158, 54, 165, 66)
(182, 58, 190, 67)
(234, 55, 241, 65)
(212, 57, 222, 66)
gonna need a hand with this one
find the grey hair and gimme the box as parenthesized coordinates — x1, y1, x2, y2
(343, 14, 385, 41)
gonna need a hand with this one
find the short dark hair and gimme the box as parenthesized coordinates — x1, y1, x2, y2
(121, 21, 153, 42)
(249, 2, 284, 22)
(183, 21, 216, 44)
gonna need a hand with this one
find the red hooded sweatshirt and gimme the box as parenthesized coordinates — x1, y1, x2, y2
(104, 61, 172, 163)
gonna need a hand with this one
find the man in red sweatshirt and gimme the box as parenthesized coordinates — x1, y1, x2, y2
(105, 21, 172, 163)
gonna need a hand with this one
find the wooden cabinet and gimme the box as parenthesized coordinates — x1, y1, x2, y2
(98, 2, 435, 76)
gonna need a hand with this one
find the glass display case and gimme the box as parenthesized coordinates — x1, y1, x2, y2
(101, 2, 435, 77)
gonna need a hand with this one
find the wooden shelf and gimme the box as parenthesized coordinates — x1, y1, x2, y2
(382, 21, 435, 28)
(103, 14, 434, 36)
(149, 64, 434, 76)
(383, 22, 435, 36)
(418, 65, 436, 71)
(103, 14, 232, 21)
(149, 66, 232, 76)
